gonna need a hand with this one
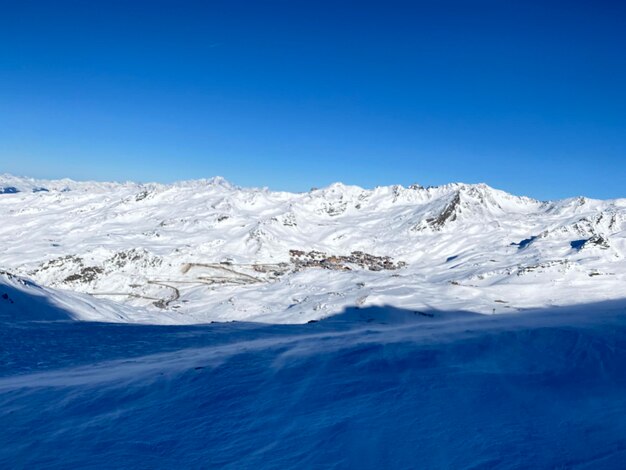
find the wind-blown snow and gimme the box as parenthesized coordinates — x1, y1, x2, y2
(1, 173, 625, 323)
(2, 289, 626, 468)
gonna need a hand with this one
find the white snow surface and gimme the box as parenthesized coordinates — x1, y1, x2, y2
(2, 173, 625, 324)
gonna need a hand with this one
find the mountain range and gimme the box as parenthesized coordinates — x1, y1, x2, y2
(2, 173, 625, 324)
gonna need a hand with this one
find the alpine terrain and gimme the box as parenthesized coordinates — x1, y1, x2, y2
(1, 173, 625, 324)
(3, 174, 626, 469)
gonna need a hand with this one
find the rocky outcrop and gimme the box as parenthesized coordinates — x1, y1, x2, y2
(583, 235, 610, 250)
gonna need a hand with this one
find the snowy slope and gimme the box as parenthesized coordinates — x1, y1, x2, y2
(3, 298, 626, 468)
(0, 271, 182, 324)
(1, 173, 625, 324)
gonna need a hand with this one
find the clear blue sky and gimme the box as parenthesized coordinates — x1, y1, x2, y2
(1, 1, 625, 199)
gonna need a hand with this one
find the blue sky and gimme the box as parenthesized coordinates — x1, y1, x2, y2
(0, 0, 624, 199)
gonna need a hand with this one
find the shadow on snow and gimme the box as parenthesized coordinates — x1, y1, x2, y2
(2, 285, 626, 468)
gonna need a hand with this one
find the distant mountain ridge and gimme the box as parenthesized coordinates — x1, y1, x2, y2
(1, 173, 625, 324)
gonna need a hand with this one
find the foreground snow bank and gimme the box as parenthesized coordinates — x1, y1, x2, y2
(2, 300, 626, 468)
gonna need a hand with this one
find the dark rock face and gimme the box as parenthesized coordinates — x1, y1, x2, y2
(516, 260, 569, 276)
(135, 190, 149, 201)
(571, 235, 610, 251)
(289, 250, 406, 271)
(37, 255, 84, 272)
(426, 192, 461, 230)
(107, 249, 162, 269)
(64, 266, 104, 283)
(585, 235, 610, 250)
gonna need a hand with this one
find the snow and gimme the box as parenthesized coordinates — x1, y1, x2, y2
(3, 174, 626, 467)
(1, 173, 625, 324)
(2, 282, 626, 468)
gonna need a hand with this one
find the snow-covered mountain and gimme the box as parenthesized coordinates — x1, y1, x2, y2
(2, 173, 625, 324)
